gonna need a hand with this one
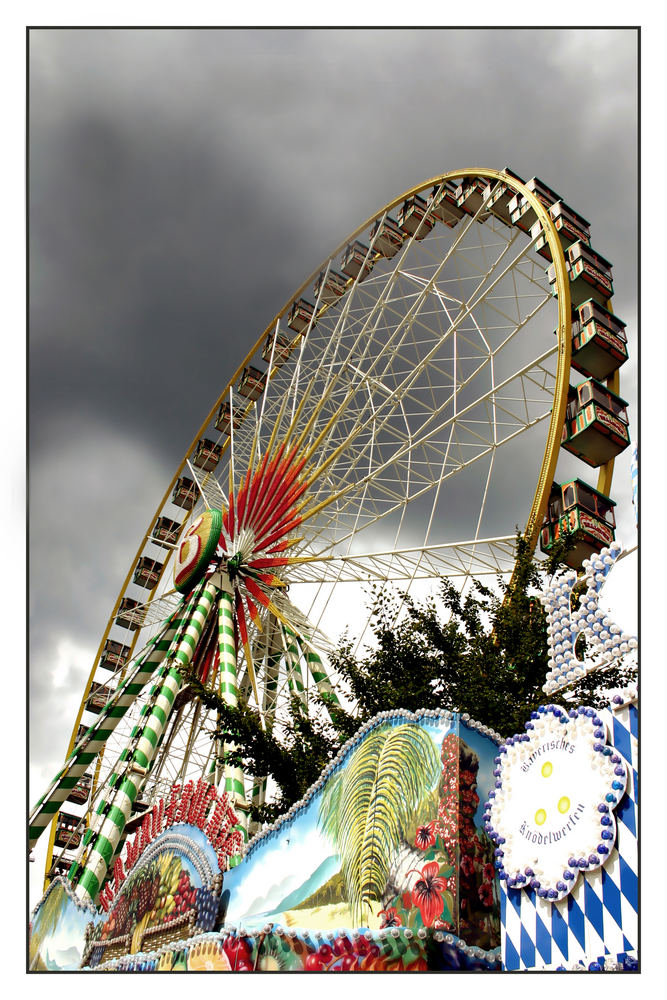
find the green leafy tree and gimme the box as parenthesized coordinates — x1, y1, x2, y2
(185, 535, 636, 823)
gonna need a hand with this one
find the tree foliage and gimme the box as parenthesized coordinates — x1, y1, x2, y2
(184, 535, 636, 824)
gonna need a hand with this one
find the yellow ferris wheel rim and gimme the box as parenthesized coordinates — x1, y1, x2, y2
(43, 167, 617, 890)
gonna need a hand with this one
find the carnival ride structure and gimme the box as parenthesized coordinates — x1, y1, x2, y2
(29, 168, 633, 968)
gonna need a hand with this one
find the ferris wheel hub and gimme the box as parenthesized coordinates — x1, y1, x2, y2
(173, 508, 223, 593)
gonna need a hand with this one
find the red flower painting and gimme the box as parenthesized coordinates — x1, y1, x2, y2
(414, 822, 436, 850)
(408, 862, 447, 927)
(460, 854, 475, 877)
(378, 906, 402, 928)
(478, 882, 494, 908)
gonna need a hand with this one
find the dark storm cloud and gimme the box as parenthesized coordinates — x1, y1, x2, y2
(29, 27, 638, 831)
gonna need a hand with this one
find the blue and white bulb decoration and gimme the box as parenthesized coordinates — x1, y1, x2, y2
(483, 705, 628, 902)
(540, 542, 637, 695)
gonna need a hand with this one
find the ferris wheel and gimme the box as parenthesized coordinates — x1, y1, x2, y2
(30, 167, 630, 904)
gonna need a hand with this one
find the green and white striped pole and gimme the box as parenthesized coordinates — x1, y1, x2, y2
(303, 643, 341, 708)
(216, 583, 249, 862)
(67, 587, 205, 882)
(263, 637, 281, 722)
(283, 628, 307, 713)
(250, 636, 281, 811)
(250, 776, 267, 811)
(73, 579, 218, 904)
(29, 602, 188, 852)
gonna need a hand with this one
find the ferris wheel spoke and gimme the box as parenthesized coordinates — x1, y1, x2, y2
(288, 205, 496, 420)
(286, 536, 519, 584)
(288, 347, 558, 563)
(185, 456, 228, 512)
(290, 276, 551, 506)
(266, 593, 335, 656)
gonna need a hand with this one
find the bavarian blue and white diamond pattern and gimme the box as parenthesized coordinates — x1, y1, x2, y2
(501, 700, 637, 970)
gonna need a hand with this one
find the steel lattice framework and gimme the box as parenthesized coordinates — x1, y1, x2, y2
(35, 168, 601, 896)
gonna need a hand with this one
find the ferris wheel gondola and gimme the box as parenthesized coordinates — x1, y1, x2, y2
(30, 168, 630, 901)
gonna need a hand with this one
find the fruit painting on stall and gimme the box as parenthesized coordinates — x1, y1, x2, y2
(83, 848, 223, 966)
(29, 778, 240, 970)
(78, 779, 240, 966)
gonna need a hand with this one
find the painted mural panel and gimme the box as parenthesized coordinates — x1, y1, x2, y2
(83, 824, 224, 966)
(29, 711, 503, 971)
(221, 710, 500, 952)
(29, 880, 103, 971)
(30, 779, 239, 971)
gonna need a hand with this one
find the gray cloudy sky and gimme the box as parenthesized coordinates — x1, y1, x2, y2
(28, 27, 638, 897)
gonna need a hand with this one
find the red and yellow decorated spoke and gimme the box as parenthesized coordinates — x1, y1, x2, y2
(206, 374, 361, 709)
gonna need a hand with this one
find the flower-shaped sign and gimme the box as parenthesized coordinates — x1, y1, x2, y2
(483, 705, 627, 901)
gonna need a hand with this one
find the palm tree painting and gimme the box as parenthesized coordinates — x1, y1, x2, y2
(29, 881, 70, 970)
(318, 723, 441, 926)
